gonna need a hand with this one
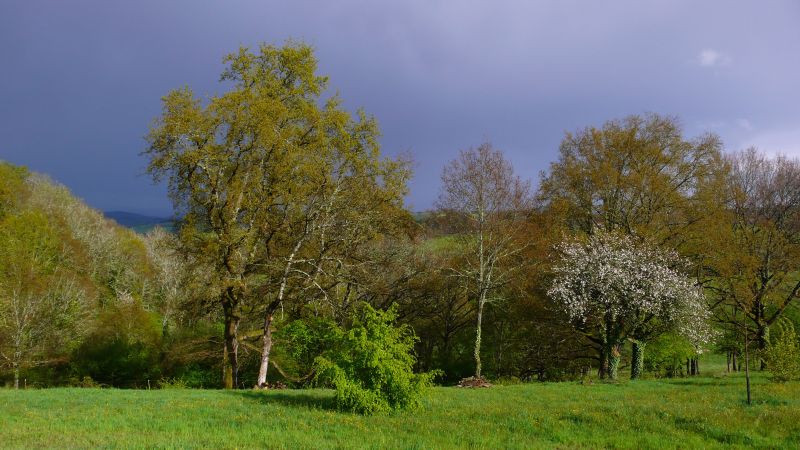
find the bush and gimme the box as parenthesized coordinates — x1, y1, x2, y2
(314, 304, 437, 414)
(273, 317, 340, 385)
(644, 333, 696, 378)
(764, 318, 800, 382)
(158, 377, 189, 389)
(71, 300, 162, 388)
(159, 322, 222, 388)
(67, 375, 100, 388)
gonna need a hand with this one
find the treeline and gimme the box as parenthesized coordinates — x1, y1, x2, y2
(0, 163, 217, 388)
(2, 42, 799, 389)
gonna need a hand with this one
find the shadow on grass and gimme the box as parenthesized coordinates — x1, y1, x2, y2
(674, 415, 756, 446)
(230, 389, 338, 411)
(739, 397, 790, 407)
(659, 377, 740, 387)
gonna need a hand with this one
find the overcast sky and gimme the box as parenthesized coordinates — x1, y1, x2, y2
(1, 1, 798, 216)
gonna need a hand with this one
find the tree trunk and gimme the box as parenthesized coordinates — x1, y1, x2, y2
(474, 298, 484, 379)
(256, 239, 304, 388)
(222, 302, 240, 389)
(606, 342, 621, 380)
(599, 346, 608, 379)
(13, 364, 19, 390)
(256, 313, 275, 388)
(732, 352, 738, 371)
(744, 331, 751, 405)
(440, 330, 454, 376)
(630, 340, 645, 380)
(222, 345, 228, 386)
(727, 352, 731, 373)
(602, 312, 620, 380)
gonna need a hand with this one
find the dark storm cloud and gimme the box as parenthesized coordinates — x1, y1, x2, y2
(1, 0, 798, 214)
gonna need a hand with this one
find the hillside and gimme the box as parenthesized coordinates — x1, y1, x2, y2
(104, 211, 174, 234)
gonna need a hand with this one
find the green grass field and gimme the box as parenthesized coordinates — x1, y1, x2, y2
(2, 364, 799, 449)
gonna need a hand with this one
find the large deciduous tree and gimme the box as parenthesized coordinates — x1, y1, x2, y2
(708, 148, 800, 364)
(437, 142, 531, 379)
(537, 113, 727, 376)
(538, 113, 726, 249)
(548, 231, 713, 380)
(144, 42, 409, 388)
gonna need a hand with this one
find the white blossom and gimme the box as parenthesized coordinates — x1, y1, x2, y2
(548, 231, 715, 350)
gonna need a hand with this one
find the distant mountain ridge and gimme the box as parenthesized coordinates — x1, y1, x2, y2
(104, 210, 431, 233)
(104, 211, 174, 233)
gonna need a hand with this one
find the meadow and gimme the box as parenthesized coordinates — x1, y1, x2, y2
(2, 360, 799, 449)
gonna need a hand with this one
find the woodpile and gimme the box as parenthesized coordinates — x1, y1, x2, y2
(457, 377, 492, 388)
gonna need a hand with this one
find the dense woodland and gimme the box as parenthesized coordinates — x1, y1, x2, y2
(2, 43, 799, 392)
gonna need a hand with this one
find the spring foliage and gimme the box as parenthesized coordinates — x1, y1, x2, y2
(548, 231, 714, 348)
(314, 304, 436, 414)
(764, 318, 800, 382)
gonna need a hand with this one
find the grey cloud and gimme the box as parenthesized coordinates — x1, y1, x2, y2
(1, 0, 798, 214)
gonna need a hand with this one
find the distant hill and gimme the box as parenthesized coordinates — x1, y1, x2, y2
(104, 211, 174, 234)
(104, 210, 430, 233)
(412, 211, 434, 222)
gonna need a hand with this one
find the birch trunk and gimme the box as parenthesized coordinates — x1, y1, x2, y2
(256, 313, 275, 387)
(474, 297, 485, 379)
(256, 237, 304, 387)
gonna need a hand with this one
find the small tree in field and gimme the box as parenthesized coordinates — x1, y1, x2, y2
(764, 318, 800, 382)
(437, 142, 531, 380)
(314, 304, 436, 414)
(548, 231, 713, 380)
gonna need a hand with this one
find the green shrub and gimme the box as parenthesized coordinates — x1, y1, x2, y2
(644, 333, 696, 378)
(314, 304, 437, 414)
(160, 323, 222, 388)
(273, 317, 340, 385)
(67, 375, 100, 388)
(71, 300, 162, 388)
(158, 377, 189, 389)
(764, 318, 800, 382)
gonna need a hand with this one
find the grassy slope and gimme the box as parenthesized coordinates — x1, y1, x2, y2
(0, 357, 800, 448)
(2, 365, 799, 450)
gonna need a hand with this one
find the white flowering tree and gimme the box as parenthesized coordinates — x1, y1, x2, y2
(548, 231, 714, 379)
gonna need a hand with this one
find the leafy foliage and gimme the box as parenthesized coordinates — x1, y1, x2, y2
(71, 298, 163, 387)
(0, 209, 88, 385)
(144, 41, 412, 388)
(548, 231, 714, 379)
(0, 162, 28, 216)
(549, 231, 714, 346)
(314, 304, 436, 414)
(764, 318, 800, 382)
(644, 333, 697, 377)
(274, 318, 339, 383)
(6, 104, 800, 391)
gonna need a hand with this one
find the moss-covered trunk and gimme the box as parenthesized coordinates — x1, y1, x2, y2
(605, 342, 621, 380)
(473, 298, 485, 379)
(631, 340, 645, 379)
